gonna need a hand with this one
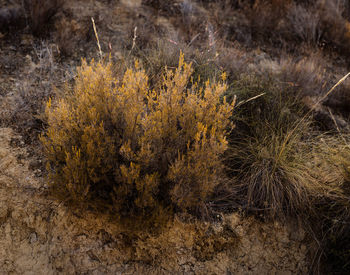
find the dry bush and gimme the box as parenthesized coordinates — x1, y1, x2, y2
(244, 0, 322, 47)
(255, 0, 350, 56)
(203, 0, 350, 57)
(286, 3, 322, 45)
(204, 0, 315, 49)
(41, 54, 234, 221)
(23, 0, 64, 36)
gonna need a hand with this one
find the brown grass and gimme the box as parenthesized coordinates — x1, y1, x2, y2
(212, 74, 348, 221)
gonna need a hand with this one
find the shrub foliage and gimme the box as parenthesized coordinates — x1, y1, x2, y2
(41, 54, 234, 218)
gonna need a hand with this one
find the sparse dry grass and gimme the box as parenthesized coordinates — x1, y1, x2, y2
(2, 41, 67, 144)
(217, 77, 321, 219)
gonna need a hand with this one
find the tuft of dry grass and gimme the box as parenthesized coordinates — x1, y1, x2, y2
(221, 78, 316, 219)
(210, 72, 350, 271)
(135, 39, 224, 90)
(274, 53, 327, 96)
(212, 75, 347, 222)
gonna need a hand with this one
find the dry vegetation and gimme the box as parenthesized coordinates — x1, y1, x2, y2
(1, 0, 350, 273)
(41, 55, 234, 223)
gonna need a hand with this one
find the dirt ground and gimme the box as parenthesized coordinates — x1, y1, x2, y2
(0, 127, 309, 274)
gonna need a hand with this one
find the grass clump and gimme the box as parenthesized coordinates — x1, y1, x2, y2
(217, 75, 350, 273)
(40, 53, 234, 222)
(218, 76, 343, 220)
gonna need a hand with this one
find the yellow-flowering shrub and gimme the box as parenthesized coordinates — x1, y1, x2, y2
(41, 54, 234, 218)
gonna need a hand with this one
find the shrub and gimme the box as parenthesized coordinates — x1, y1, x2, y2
(286, 3, 322, 45)
(41, 54, 234, 220)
